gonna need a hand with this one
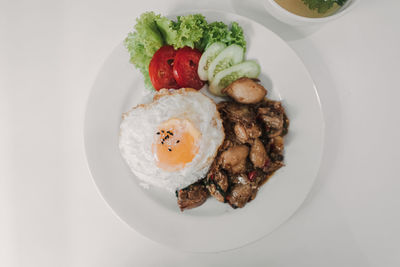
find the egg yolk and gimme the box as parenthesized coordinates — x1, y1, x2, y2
(152, 118, 201, 172)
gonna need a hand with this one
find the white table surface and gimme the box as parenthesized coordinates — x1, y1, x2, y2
(1, 0, 400, 266)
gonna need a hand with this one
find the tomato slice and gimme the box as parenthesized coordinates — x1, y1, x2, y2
(173, 47, 205, 90)
(149, 45, 179, 91)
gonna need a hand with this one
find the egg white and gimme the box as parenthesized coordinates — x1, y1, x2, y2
(119, 88, 224, 192)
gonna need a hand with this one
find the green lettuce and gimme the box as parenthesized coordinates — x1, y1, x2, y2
(198, 21, 229, 51)
(124, 12, 164, 89)
(157, 14, 208, 50)
(155, 16, 178, 46)
(199, 21, 246, 51)
(227, 22, 246, 49)
(156, 14, 246, 51)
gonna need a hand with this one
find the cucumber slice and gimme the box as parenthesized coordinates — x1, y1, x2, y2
(198, 42, 226, 81)
(209, 60, 261, 96)
(207, 44, 244, 81)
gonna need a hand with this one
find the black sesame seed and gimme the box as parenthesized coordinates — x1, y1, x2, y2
(161, 141, 164, 145)
(161, 130, 164, 133)
(156, 132, 160, 135)
(176, 140, 180, 143)
(168, 148, 172, 151)
(169, 132, 173, 136)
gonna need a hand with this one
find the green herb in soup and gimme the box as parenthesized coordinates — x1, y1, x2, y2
(275, 0, 347, 18)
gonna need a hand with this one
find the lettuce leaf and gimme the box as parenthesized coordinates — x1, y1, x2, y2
(227, 22, 246, 49)
(155, 16, 178, 45)
(156, 14, 208, 50)
(157, 15, 247, 52)
(124, 12, 164, 89)
(197, 21, 229, 51)
(175, 14, 208, 49)
(198, 21, 246, 51)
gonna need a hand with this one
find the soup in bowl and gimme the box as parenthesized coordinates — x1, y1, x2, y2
(264, 0, 359, 26)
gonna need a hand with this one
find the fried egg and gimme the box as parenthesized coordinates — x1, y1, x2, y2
(119, 88, 224, 192)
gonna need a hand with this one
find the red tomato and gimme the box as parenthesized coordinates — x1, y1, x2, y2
(149, 45, 179, 91)
(172, 47, 204, 90)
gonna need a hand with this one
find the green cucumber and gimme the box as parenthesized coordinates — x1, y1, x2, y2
(209, 60, 261, 96)
(197, 42, 226, 81)
(207, 44, 244, 81)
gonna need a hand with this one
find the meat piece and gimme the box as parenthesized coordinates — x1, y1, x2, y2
(260, 114, 283, 137)
(249, 138, 268, 168)
(267, 136, 285, 162)
(263, 161, 284, 174)
(246, 123, 262, 139)
(230, 174, 250, 185)
(219, 145, 249, 174)
(234, 123, 262, 144)
(228, 182, 252, 208)
(206, 168, 229, 203)
(213, 170, 229, 192)
(234, 123, 248, 143)
(221, 118, 239, 146)
(222, 78, 267, 104)
(207, 183, 225, 202)
(261, 100, 285, 112)
(177, 182, 209, 211)
(220, 139, 234, 150)
(271, 136, 284, 153)
(219, 102, 254, 125)
(282, 113, 290, 136)
(221, 139, 235, 150)
(257, 101, 285, 138)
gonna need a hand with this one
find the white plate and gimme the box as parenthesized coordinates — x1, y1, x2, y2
(84, 10, 324, 252)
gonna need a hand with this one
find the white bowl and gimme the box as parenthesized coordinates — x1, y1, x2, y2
(264, 0, 359, 26)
